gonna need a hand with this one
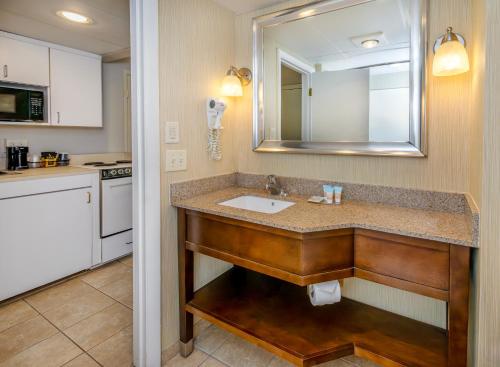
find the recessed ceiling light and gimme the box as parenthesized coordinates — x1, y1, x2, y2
(299, 9, 316, 17)
(56, 10, 94, 24)
(361, 39, 380, 49)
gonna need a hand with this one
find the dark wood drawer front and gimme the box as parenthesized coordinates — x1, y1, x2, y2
(187, 212, 302, 274)
(355, 230, 450, 290)
(302, 231, 354, 274)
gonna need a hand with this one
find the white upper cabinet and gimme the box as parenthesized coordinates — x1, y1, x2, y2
(50, 48, 103, 127)
(0, 35, 50, 86)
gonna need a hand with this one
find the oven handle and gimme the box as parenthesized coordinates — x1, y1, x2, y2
(3, 65, 7, 78)
(108, 182, 132, 189)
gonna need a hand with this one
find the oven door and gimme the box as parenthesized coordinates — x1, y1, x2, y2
(101, 176, 133, 237)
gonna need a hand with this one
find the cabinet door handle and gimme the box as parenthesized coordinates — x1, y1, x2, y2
(86, 192, 91, 203)
(3, 65, 7, 78)
(57, 112, 61, 124)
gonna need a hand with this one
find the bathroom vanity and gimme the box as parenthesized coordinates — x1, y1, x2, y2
(174, 176, 478, 367)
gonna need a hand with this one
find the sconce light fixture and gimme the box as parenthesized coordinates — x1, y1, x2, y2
(221, 66, 252, 97)
(433, 27, 470, 77)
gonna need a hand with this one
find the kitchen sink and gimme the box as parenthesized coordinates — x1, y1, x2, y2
(219, 195, 295, 214)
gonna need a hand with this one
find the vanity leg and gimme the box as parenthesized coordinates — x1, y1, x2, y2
(447, 246, 470, 367)
(178, 208, 194, 357)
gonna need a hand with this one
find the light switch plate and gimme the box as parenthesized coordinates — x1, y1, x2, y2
(165, 121, 180, 144)
(165, 150, 187, 172)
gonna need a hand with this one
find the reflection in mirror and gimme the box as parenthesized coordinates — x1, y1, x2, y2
(254, 0, 427, 156)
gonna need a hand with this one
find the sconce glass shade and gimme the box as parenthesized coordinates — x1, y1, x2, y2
(433, 39, 470, 77)
(221, 75, 243, 97)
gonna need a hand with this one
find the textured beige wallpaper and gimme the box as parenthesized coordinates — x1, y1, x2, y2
(476, 0, 500, 365)
(468, 0, 486, 364)
(158, 0, 236, 349)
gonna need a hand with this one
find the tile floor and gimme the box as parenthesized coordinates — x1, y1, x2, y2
(1, 254, 381, 367)
(164, 319, 382, 367)
(0, 256, 133, 367)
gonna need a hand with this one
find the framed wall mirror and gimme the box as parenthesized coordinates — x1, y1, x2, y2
(252, 0, 428, 157)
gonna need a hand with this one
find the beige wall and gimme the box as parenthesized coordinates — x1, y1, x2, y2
(468, 0, 486, 364)
(475, 0, 500, 365)
(158, 0, 236, 350)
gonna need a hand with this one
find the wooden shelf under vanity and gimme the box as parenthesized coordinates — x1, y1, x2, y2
(187, 268, 448, 367)
(177, 208, 471, 367)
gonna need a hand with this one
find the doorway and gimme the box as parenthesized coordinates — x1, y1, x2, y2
(277, 49, 313, 141)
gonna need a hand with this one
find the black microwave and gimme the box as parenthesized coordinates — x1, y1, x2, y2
(0, 86, 45, 122)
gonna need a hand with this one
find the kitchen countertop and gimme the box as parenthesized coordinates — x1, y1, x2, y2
(173, 186, 476, 247)
(0, 166, 97, 183)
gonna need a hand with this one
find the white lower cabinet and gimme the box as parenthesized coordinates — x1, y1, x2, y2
(102, 230, 133, 263)
(0, 175, 98, 301)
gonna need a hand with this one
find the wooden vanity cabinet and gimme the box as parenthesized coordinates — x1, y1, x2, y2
(178, 208, 471, 367)
(185, 210, 354, 285)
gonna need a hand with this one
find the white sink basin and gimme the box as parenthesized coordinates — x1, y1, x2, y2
(219, 195, 295, 214)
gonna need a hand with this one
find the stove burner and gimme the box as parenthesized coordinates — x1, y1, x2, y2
(116, 160, 132, 164)
(84, 161, 105, 166)
(94, 163, 118, 167)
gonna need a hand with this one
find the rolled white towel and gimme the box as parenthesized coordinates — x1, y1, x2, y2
(308, 280, 341, 306)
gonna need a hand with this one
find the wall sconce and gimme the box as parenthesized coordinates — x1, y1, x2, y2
(221, 66, 252, 97)
(433, 27, 470, 77)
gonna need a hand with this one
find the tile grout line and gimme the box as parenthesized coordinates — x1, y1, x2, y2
(62, 352, 103, 367)
(40, 298, 134, 366)
(36, 306, 104, 367)
(88, 282, 134, 311)
(80, 261, 133, 310)
(202, 352, 231, 367)
(0, 300, 62, 365)
(0, 299, 42, 335)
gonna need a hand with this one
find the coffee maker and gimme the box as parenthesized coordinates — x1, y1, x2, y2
(7, 146, 29, 170)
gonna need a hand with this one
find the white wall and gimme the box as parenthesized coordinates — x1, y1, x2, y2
(311, 68, 369, 141)
(0, 61, 130, 159)
(369, 69, 410, 142)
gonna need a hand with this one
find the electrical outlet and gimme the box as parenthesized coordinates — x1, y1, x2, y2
(6, 139, 28, 147)
(165, 121, 180, 144)
(165, 150, 187, 172)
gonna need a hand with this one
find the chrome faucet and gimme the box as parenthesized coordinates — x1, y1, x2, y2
(265, 175, 287, 197)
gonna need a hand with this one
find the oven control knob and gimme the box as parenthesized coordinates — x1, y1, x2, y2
(125, 168, 131, 174)
(111, 170, 117, 176)
(118, 169, 124, 175)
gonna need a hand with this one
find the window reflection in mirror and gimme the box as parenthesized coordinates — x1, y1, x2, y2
(263, 0, 412, 143)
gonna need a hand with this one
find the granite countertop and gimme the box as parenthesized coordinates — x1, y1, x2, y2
(0, 166, 97, 183)
(173, 186, 475, 247)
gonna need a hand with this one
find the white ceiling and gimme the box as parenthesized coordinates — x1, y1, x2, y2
(0, 0, 129, 55)
(212, 0, 289, 14)
(265, 0, 410, 68)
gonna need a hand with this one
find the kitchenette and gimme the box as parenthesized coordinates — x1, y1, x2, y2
(0, 25, 133, 302)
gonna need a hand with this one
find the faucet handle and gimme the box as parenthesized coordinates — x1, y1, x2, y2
(279, 188, 288, 198)
(266, 175, 277, 184)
